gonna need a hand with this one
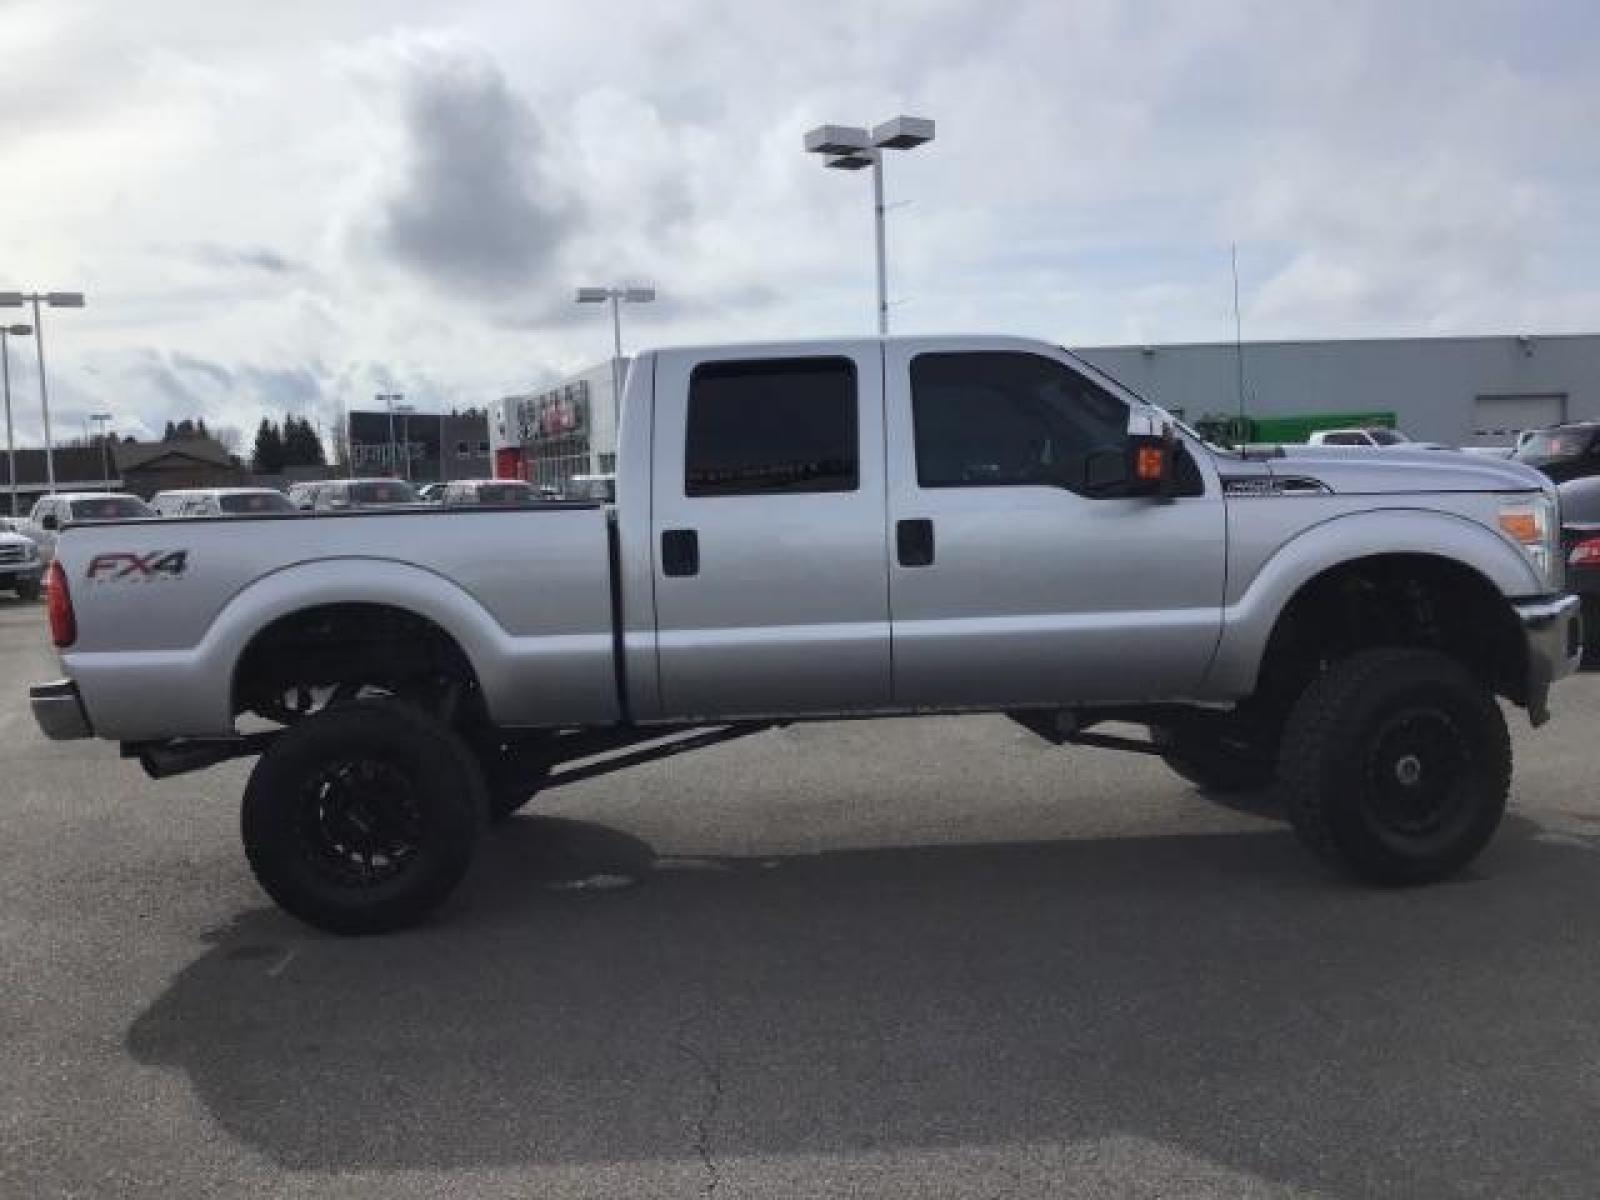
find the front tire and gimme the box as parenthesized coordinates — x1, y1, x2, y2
(242, 700, 486, 934)
(1280, 648, 1510, 885)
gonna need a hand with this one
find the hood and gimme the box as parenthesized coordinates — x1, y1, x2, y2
(1262, 445, 1549, 495)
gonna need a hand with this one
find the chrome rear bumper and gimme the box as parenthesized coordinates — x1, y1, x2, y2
(30, 679, 92, 741)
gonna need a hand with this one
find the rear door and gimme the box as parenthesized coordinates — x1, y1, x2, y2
(649, 343, 891, 718)
(884, 340, 1226, 709)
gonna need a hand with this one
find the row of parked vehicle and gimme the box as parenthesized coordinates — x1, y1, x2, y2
(0, 476, 618, 591)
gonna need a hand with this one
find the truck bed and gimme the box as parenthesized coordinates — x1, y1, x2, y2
(53, 505, 621, 741)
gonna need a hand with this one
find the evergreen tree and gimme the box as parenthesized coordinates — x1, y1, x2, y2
(251, 418, 285, 473)
(196, 417, 210, 441)
(163, 420, 178, 442)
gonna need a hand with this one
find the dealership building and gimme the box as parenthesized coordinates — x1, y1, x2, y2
(489, 333, 1600, 482)
(1076, 332, 1600, 447)
(345, 410, 492, 483)
(490, 359, 623, 490)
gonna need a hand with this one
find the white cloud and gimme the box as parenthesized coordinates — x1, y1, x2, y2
(0, 0, 1596, 447)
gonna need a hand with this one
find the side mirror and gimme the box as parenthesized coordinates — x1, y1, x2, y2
(1080, 448, 1129, 494)
(40, 515, 59, 532)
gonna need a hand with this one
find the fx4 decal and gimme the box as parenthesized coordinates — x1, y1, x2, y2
(85, 551, 190, 582)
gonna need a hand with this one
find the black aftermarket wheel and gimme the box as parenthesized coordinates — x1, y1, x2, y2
(1279, 648, 1510, 885)
(242, 700, 487, 934)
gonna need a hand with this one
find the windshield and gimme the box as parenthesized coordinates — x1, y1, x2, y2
(1368, 429, 1408, 445)
(219, 491, 296, 514)
(1516, 428, 1595, 462)
(348, 481, 418, 505)
(69, 496, 154, 521)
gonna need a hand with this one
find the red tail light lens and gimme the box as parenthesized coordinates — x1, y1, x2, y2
(1569, 538, 1600, 567)
(46, 560, 76, 647)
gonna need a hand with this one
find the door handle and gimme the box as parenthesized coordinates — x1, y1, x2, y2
(897, 518, 934, 567)
(661, 528, 699, 577)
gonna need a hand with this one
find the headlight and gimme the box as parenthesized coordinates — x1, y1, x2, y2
(1498, 494, 1559, 588)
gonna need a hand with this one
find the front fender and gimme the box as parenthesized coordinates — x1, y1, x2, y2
(1202, 507, 1541, 699)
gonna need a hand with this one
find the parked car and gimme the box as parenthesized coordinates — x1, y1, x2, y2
(1308, 427, 1412, 447)
(0, 524, 42, 599)
(286, 482, 319, 511)
(25, 492, 155, 562)
(564, 473, 617, 503)
(28, 333, 1580, 934)
(1558, 475, 1600, 664)
(1512, 422, 1600, 483)
(151, 488, 298, 518)
(438, 479, 540, 506)
(300, 478, 420, 511)
(415, 483, 446, 503)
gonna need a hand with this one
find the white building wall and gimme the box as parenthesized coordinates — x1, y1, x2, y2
(492, 357, 630, 482)
(1075, 333, 1600, 447)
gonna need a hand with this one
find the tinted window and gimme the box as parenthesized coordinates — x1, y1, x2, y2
(69, 496, 154, 520)
(349, 481, 417, 505)
(1368, 429, 1406, 445)
(685, 358, 858, 496)
(220, 492, 296, 514)
(1320, 432, 1366, 446)
(1517, 428, 1598, 462)
(910, 352, 1128, 489)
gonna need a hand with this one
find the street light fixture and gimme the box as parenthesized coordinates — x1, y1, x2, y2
(0, 290, 86, 494)
(1, 324, 33, 517)
(575, 285, 656, 443)
(802, 115, 935, 334)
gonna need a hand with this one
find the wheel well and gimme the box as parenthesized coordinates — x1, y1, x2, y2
(1257, 554, 1528, 709)
(232, 603, 485, 723)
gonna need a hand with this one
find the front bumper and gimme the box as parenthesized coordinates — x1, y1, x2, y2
(30, 679, 93, 741)
(1512, 593, 1583, 724)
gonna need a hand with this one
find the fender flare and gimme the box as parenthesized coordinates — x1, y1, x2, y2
(1203, 507, 1540, 698)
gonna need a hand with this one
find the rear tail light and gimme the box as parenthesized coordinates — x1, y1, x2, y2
(46, 560, 76, 647)
(1569, 538, 1600, 567)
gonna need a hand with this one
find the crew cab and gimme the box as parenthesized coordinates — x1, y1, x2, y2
(28, 335, 1583, 933)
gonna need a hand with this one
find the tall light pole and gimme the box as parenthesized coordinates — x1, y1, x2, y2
(1, 324, 32, 517)
(575, 286, 655, 454)
(375, 392, 403, 477)
(90, 412, 113, 484)
(802, 117, 935, 335)
(395, 403, 416, 481)
(0, 291, 86, 493)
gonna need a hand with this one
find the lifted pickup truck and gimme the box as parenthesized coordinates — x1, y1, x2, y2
(30, 335, 1583, 933)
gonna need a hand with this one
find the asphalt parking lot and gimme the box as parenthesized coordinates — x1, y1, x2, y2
(3, 596, 1600, 1198)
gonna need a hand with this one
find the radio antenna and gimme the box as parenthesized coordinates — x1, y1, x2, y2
(1231, 243, 1247, 428)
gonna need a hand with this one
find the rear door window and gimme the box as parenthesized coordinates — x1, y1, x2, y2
(684, 358, 858, 497)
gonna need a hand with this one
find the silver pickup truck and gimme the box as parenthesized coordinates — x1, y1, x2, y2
(29, 335, 1583, 933)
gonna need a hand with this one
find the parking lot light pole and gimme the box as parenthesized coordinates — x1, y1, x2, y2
(802, 117, 935, 335)
(576, 286, 655, 451)
(90, 412, 113, 483)
(1, 324, 32, 517)
(395, 403, 416, 481)
(0, 291, 85, 494)
(375, 392, 403, 477)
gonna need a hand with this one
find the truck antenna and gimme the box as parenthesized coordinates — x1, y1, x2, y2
(1231, 242, 1247, 430)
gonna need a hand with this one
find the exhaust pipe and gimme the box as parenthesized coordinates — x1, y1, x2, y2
(125, 734, 277, 780)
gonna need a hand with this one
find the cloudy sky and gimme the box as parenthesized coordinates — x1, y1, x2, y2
(1, 0, 1596, 447)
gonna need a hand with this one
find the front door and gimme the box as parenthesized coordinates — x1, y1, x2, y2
(884, 341, 1226, 709)
(650, 343, 892, 719)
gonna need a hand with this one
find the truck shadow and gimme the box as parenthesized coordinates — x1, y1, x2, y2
(127, 814, 1600, 1192)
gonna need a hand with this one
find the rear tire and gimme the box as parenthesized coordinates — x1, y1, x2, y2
(241, 700, 486, 934)
(1279, 648, 1509, 885)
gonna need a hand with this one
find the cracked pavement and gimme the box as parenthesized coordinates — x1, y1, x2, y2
(5, 597, 1600, 1197)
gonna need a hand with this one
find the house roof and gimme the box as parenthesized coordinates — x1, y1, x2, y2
(113, 438, 236, 471)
